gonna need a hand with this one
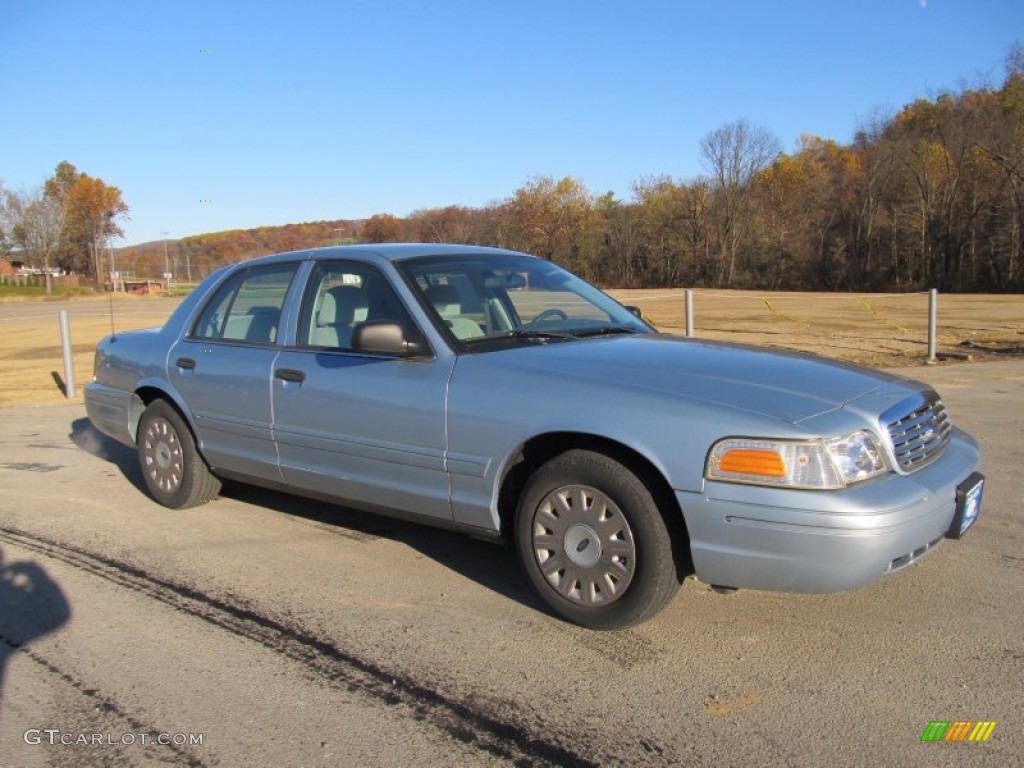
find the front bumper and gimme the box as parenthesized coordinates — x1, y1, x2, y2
(678, 427, 982, 593)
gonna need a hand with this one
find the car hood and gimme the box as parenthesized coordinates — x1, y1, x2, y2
(483, 334, 908, 424)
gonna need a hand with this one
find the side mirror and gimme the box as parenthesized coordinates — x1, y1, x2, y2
(352, 320, 429, 358)
(625, 305, 643, 319)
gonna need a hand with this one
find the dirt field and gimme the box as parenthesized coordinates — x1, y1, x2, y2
(618, 288, 1024, 365)
(1, 289, 1022, 407)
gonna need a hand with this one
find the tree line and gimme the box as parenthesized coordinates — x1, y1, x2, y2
(5, 49, 1022, 293)
(375, 53, 1023, 293)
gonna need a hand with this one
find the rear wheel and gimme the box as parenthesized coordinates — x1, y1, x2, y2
(516, 449, 680, 629)
(137, 399, 221, 509)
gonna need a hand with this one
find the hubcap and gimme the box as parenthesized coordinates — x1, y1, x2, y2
(564, 523, 602, 568)
(531, 484, 636, 606)
(155, 442, 172, 469)
(141, 417, 184, 495)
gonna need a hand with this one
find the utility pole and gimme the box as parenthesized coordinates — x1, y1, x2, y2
(161, 231, 170, 278)
(161, 231, 172, 289)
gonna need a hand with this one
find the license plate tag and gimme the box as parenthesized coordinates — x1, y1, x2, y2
(947, 472, 984, 539)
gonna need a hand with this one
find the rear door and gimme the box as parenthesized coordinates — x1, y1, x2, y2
(168, 262, 299, 479)
(271, 260, 454, 520)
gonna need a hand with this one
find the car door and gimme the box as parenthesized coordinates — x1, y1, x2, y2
(271, 260, 454, 520)
(168, 261, 299, 480)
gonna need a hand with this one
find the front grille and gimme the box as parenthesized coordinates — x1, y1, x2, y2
(886, 393, 952, 472)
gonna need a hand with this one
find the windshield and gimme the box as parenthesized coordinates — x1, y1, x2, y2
(398, 254, 652, 348)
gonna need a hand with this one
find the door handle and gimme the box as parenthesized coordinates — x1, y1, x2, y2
(176, 357, 196, 370)
(275, 368, 306, 383)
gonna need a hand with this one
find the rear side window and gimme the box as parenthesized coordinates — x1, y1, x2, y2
(192, 263, 297, 343)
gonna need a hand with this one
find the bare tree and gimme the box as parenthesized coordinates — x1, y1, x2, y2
(0, 186, 66, 294)
(700, 119, 780, 286)
(1007, 42, 1024, 76)
(0, 182, 18, 257)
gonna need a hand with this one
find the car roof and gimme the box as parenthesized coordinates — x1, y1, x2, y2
(236, 243, 535, 267)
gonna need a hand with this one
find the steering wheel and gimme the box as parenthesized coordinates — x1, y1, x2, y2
(529, 309, 569, 324)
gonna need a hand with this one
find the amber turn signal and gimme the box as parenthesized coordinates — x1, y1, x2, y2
(717, 448, 787, 477)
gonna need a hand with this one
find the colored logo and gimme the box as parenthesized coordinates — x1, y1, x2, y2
(920, 721, 996, 742)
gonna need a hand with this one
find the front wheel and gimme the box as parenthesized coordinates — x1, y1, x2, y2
(137, 399, 221, 509)
(516, 449, 680, 629)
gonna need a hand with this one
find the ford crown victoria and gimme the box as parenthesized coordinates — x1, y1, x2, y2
(85, 244, 983, 629)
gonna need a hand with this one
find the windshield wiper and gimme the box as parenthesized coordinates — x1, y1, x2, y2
(571, 326, 640, 338)
(487, 328, 577, 343)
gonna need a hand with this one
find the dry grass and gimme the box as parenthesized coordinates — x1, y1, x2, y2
(0, 295, 180, 407)
(1, 289, 1022, 407)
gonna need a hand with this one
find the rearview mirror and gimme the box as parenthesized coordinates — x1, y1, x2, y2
(483, 271, 527, 290)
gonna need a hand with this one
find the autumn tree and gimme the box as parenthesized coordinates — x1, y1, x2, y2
(503, 176, 599, 277)
(360, 213, 404, 243)
(755, 147, 825, 288)
(829, 115, 899, 290)
(44, 161, 81, 270)
(409, 205, 476, 244)
(587, 194, 629, 285)
(42, 162, 129, 280)
(75, 176, 129, 280)
(973, 60, 1024, 288)
(795, 136, 873, 289)
(631, 176, 711, 286)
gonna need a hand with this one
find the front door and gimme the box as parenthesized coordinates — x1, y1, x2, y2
(271, 260, 454, 520)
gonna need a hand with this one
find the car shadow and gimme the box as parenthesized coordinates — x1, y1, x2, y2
(67, 418, 545, 615)
(69, 418, 148, 495)
(225, 483, 543, 612)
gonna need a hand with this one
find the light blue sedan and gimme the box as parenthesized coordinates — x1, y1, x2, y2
(85, 244, 983, 629)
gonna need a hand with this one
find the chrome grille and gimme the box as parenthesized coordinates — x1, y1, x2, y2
(886, 393, 952, 472)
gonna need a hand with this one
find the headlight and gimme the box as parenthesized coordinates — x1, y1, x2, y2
(706, 431, 889, 489)
(823, 431, 888, 484)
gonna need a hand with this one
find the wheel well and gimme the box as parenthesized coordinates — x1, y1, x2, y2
(131, 387, 184, 441)
(497, 432, 693, 579)
(135, 386, 167, 407)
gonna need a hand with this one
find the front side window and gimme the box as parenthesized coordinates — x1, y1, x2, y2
(192, 263, 297, 343)
(298, 261, 419, 351)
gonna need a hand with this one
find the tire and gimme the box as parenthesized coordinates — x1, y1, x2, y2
(137, 399, 221, 509)
(516, 449, 680, 630)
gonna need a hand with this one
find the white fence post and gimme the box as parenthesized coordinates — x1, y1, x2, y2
(927, 289, 938, 362)
(59, 310, 76, 398)
(685, 289, 694, 338)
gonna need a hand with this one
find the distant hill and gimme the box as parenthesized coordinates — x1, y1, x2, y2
(115, 218, 364, 282)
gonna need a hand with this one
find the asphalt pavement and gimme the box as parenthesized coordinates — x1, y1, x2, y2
(1, 360, 1021, 767)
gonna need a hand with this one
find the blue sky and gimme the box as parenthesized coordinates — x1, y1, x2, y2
(2, 0, 1021, 246)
